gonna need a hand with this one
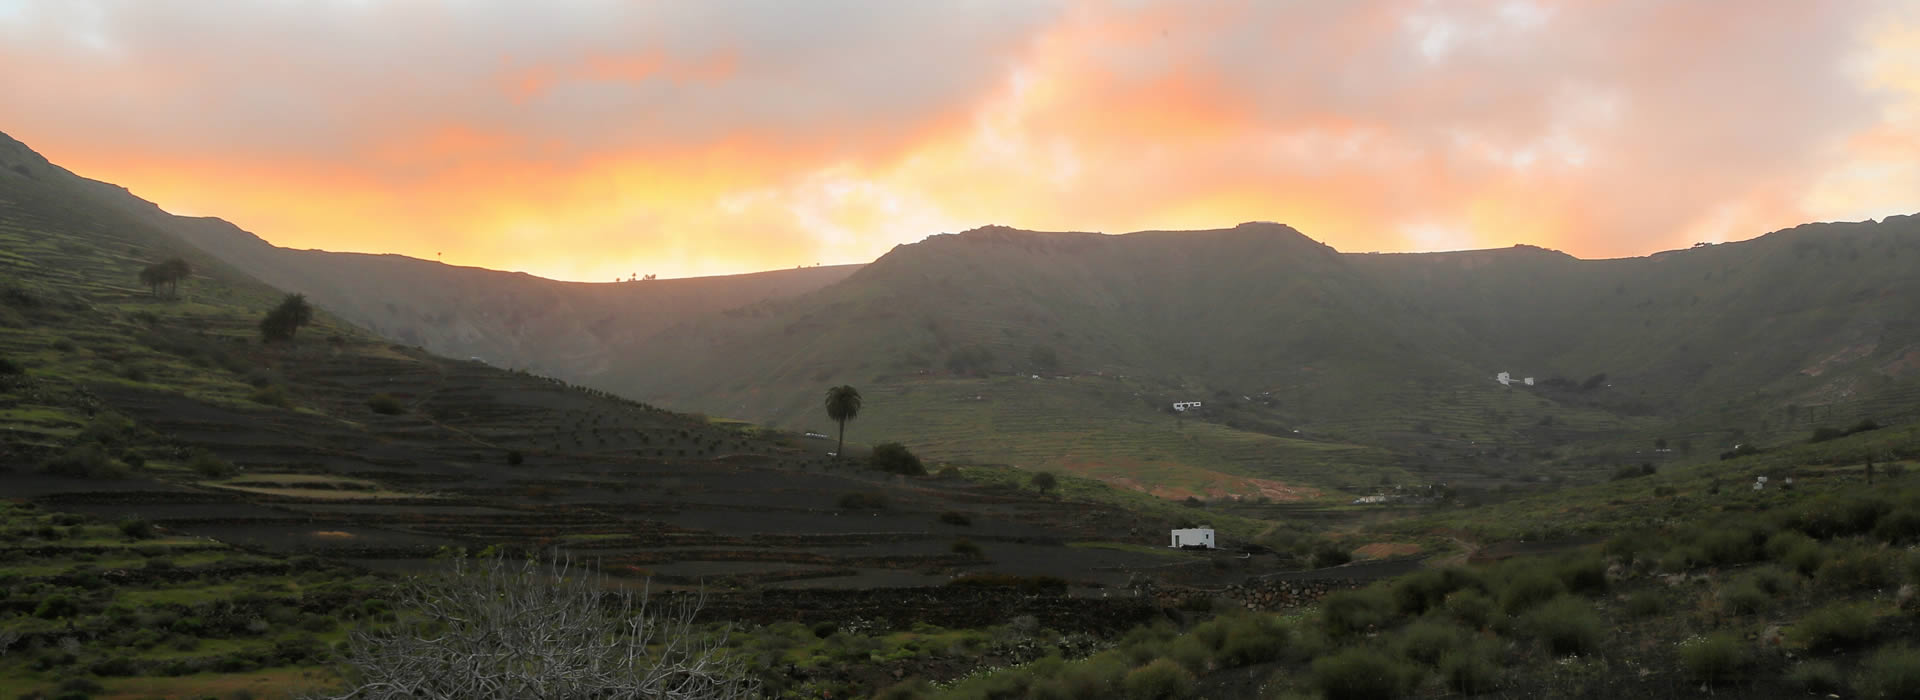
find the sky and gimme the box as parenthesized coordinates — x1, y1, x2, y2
(3, 1, 1917, 282)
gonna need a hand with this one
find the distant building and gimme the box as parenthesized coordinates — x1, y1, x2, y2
(1352, 495, 1389, 505)
(1496, 372, 1512, 386)
(1170, 527, 1215, 549)
(1172, 401, 1203, 412)
(1523, 377, 1535, 386)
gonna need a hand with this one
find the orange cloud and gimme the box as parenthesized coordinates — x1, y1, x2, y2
(2, 1, 1914, 282)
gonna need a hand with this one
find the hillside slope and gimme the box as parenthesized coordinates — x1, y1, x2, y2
(9, 129, 1918, 501)
(0, 130, 857, 382)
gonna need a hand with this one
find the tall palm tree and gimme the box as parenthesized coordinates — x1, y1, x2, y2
(823, 385, 862, 460)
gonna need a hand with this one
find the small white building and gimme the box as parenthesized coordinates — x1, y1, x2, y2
(1496, 372, 1512, 386)
(1170, 527, 1215, 549)
(1172, 401, 1203, 412)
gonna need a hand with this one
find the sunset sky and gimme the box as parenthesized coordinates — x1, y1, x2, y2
(3, 1, 1917, 282)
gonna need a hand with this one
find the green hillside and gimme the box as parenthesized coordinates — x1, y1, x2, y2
(53, 116, 1917, 502)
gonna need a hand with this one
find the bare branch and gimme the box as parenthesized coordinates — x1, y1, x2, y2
(320, 552, 757, 700)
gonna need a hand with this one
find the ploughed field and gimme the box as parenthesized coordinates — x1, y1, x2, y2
(11, 343, 1187, 593)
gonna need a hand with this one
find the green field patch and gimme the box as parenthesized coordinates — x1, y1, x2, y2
(1065, 541, 1188, 558)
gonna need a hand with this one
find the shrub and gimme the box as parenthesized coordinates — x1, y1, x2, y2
(1498, 566, 1566, 615)
(837, 492, 887, 510)
(1816, 547, 1898, 592)
(1395, 619, 1466, 666)
(1031, 471, 1059, 493)
(869, 442, 926, 475)
(1122, 658, 1194, 700)
(1767, 530, 1826, 575)
(367, 393, 406, 415)
(38, 444, 129, 479)
(937, 511, 971, 526)
(118, 518, 155, 540)
(1443, 588, 1496, 629)
(1556, 554, 1609, 595)
(0, 355, 21, 376)
(1793, 602, 1877, 654)
(1786, 660, 1845, 694)
(1855, 645, 1920, 700)
(1439, 640, 1502, 694)
(249, 384, 290, 407)
(1875, 508, 1920, 545)
(1679, 632, 1748, 684)
(1320, 587, 1393, 637)
(1519, 596, 1604, 656)
(950, 539, 984, 559)
(1390, 566, 1483, 616)
(1311, 647, 1417, 700)
(1811, 426, 1848, 443)
(1215, 615, 1289, 667)
(189, 450, 237, 479)
(1311, 542, 1352, 569)
(35, 594, 79, 619)
(1699, 524, 1767, 566)
(506, 450, 524, 466)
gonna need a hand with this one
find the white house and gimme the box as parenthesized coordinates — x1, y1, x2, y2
(1523, 377, 1535, 386)
(1496, 372, 1512, 386)
(1170, 527, 1215, 549)
(1172, 401, 1203, 412)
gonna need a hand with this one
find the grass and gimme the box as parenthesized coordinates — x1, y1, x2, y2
(1065, 541, 1190, 558)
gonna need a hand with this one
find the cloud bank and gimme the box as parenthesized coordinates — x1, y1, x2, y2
(3, 0, 1914, 280)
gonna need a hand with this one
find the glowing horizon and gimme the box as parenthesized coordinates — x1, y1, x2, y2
(3, 1, 1916, 283)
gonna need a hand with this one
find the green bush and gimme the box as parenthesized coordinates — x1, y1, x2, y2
(1679, 632, 1749, 684)
(1321, 587, 1394, 637)
(869, 442, 926, 476)
(1311, 542, 1353, 568)
(1875, 508, 1920, 545)
(1793, 602, 1877, 654)
(189, 450, 237, 479)
(1390, 566, 1483, 616)
(1122, 658, 1194, 700)
(1439, 640, 1502, 694)
(1699, 524, 1767, 566)
(1816, 546, 1898, 592)
(38, 444, 130, 479)
(950, 539, 984, 559)
(1498, 566, 1566, 615)
(1049, 651, 1128, 699)
(1519, 595, 1604, 656)
(1165, 635, 1211, 675)
(1556, 554, 1609, 595)
(937, 511, 971, 526)
(118, 518, 155, 540)
(1311, 647, 1417, 700)
(1394, 619, 1466, 666)
(367, 393, 406, 415)
(1443, 588, 1496, 629)
(506, 450, 524, 466)
(1854, 645, 1920, 700)
(1215, 615, 1289, 667)
(35, 594, 79, 619)
(1767, 530, 1826, 575)
(1786, 660, 1845, 694)
(0, 355, 22, 375)
(249, 384, 291, 407)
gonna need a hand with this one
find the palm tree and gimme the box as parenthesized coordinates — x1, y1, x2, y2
(138, 264, 167, 297)
(259, 293, 315, 342)
(823, 385, 862, 460)
(161, 258, 191, 297)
